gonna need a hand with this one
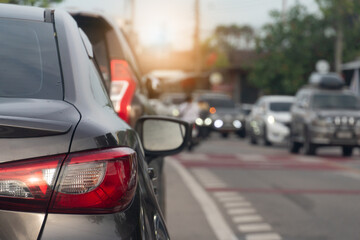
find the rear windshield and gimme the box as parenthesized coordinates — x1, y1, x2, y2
(312, 93, 360, 110)
(0, 19, 62, 100)
(205, 98, 235, 108)
(269, 102, 293, 112)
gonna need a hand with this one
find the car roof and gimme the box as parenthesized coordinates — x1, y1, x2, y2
(0, 3, 45, 22)
(67, 9, 116, 30)
(298, 86, 355, 95)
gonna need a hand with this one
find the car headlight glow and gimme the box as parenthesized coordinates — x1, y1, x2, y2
(195, 118, 204, 126)
(267, 115, 275, 124)
(349, 117, 355, 125)
(334, 117, 341, 125)
(233, 120, 242, 128)
(204, 118, 212, 126)
(172, 109, 180, 117)
(214, 119, 223, 128)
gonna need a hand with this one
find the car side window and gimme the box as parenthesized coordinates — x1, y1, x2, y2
(89, 59, 113, 109)
(294, 92, 304, 107)
(298, 93, 310, 109)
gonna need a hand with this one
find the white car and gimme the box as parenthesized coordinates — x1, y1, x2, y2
(248, 95, 294, 145)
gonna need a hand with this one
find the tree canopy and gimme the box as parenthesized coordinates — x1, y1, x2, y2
(249, 1, 360, 95)
(0, 0, 62, 7)
(202, 24, 256, 69)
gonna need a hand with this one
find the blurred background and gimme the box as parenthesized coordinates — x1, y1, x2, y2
(3, 1, 360, 240)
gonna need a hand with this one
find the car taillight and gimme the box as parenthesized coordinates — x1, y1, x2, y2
(0, 147, 137, 214)
(49, 147, 137, 214)
(0, 155, 65, 212)
(110, 59, 136, 123)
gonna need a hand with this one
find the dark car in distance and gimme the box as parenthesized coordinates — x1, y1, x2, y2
(0, 4, 190, 240)
(289, 73, 360, 156)
(197, 93, 243, 138)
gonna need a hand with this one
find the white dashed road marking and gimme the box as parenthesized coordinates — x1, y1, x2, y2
(167, 158, 238, 240)
(228, 208, 257, 215)
(175, 158, 283, 240)
(245, 233, 282, 240)
(224, 201, 252, 208)
(232, 215, 263, 224)
(238, 223, 272, 233)
(217, 196, 246, 202)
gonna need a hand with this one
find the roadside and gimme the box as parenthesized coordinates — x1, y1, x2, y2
(165, 157, 219, 240)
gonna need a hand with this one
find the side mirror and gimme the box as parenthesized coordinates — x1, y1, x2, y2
(136, 116, 191, 157)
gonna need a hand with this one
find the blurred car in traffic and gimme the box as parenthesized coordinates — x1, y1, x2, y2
(0, 4, 190, 240)
(70, 10, 156, 128)
(197, 93, 243, 138)
(236, 103, 253, 138)
(70, 10, 168, 212)
(159, 92, 187, 117)
(247, 95, 294, 145)
(289, 73, 360, 156)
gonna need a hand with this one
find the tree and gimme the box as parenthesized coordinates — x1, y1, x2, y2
(202, 24, 255, 69)
(249, 3, 333, 94)
(0, 0, 62, 7)
(315, 0, 360, 73)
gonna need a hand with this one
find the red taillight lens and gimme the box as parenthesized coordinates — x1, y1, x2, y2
(0, 148, 137, 214)
(49, 147, 137, 214)
(0, 155, 65, 212)
(110, 59, 136, 123)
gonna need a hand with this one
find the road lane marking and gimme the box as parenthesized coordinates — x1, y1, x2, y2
(224, 202, 252, 208)
(178, 153, 208, 161)
(245, 233, 282, 240)
(167, 157, 238, 240)
(213, 191, 240, 197)
(338, 172, 360, 180)
(217, 196, 246, 202)
(232, 215, 263, 223)
(236, 154, 267, 162)
(294, 156, 322, 163)
(207, 187, 360, 195)
(228, 208, 256, 215)
(192, 169, 228, 188)
(238, 223, 272, 233)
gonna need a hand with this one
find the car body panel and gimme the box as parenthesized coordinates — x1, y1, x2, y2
(0, 210, 44, 240)
(0, 6, 169, 240)
(0, 98, 80, 163)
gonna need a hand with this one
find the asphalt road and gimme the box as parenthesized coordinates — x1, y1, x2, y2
(165, 133, 360, 240)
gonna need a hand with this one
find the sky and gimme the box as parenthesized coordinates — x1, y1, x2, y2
(56, 0, 319, 50)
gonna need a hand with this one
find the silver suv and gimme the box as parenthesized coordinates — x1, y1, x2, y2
(289, 73, 360, 156)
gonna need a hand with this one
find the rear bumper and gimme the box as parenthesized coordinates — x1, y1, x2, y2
(266, 122, 290, 144)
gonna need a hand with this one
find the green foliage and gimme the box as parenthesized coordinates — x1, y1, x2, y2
(316, 0, 360, 62)
(202, 24, 255, 69)
(0, 0, 62, 7)
(250, 0, 360, 94)
(249, 3, 334, 95)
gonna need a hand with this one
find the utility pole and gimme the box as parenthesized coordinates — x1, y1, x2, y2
(127, 0, 139, 54)
(194, 0, 201, 74)
(130, 0, 135, 32)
